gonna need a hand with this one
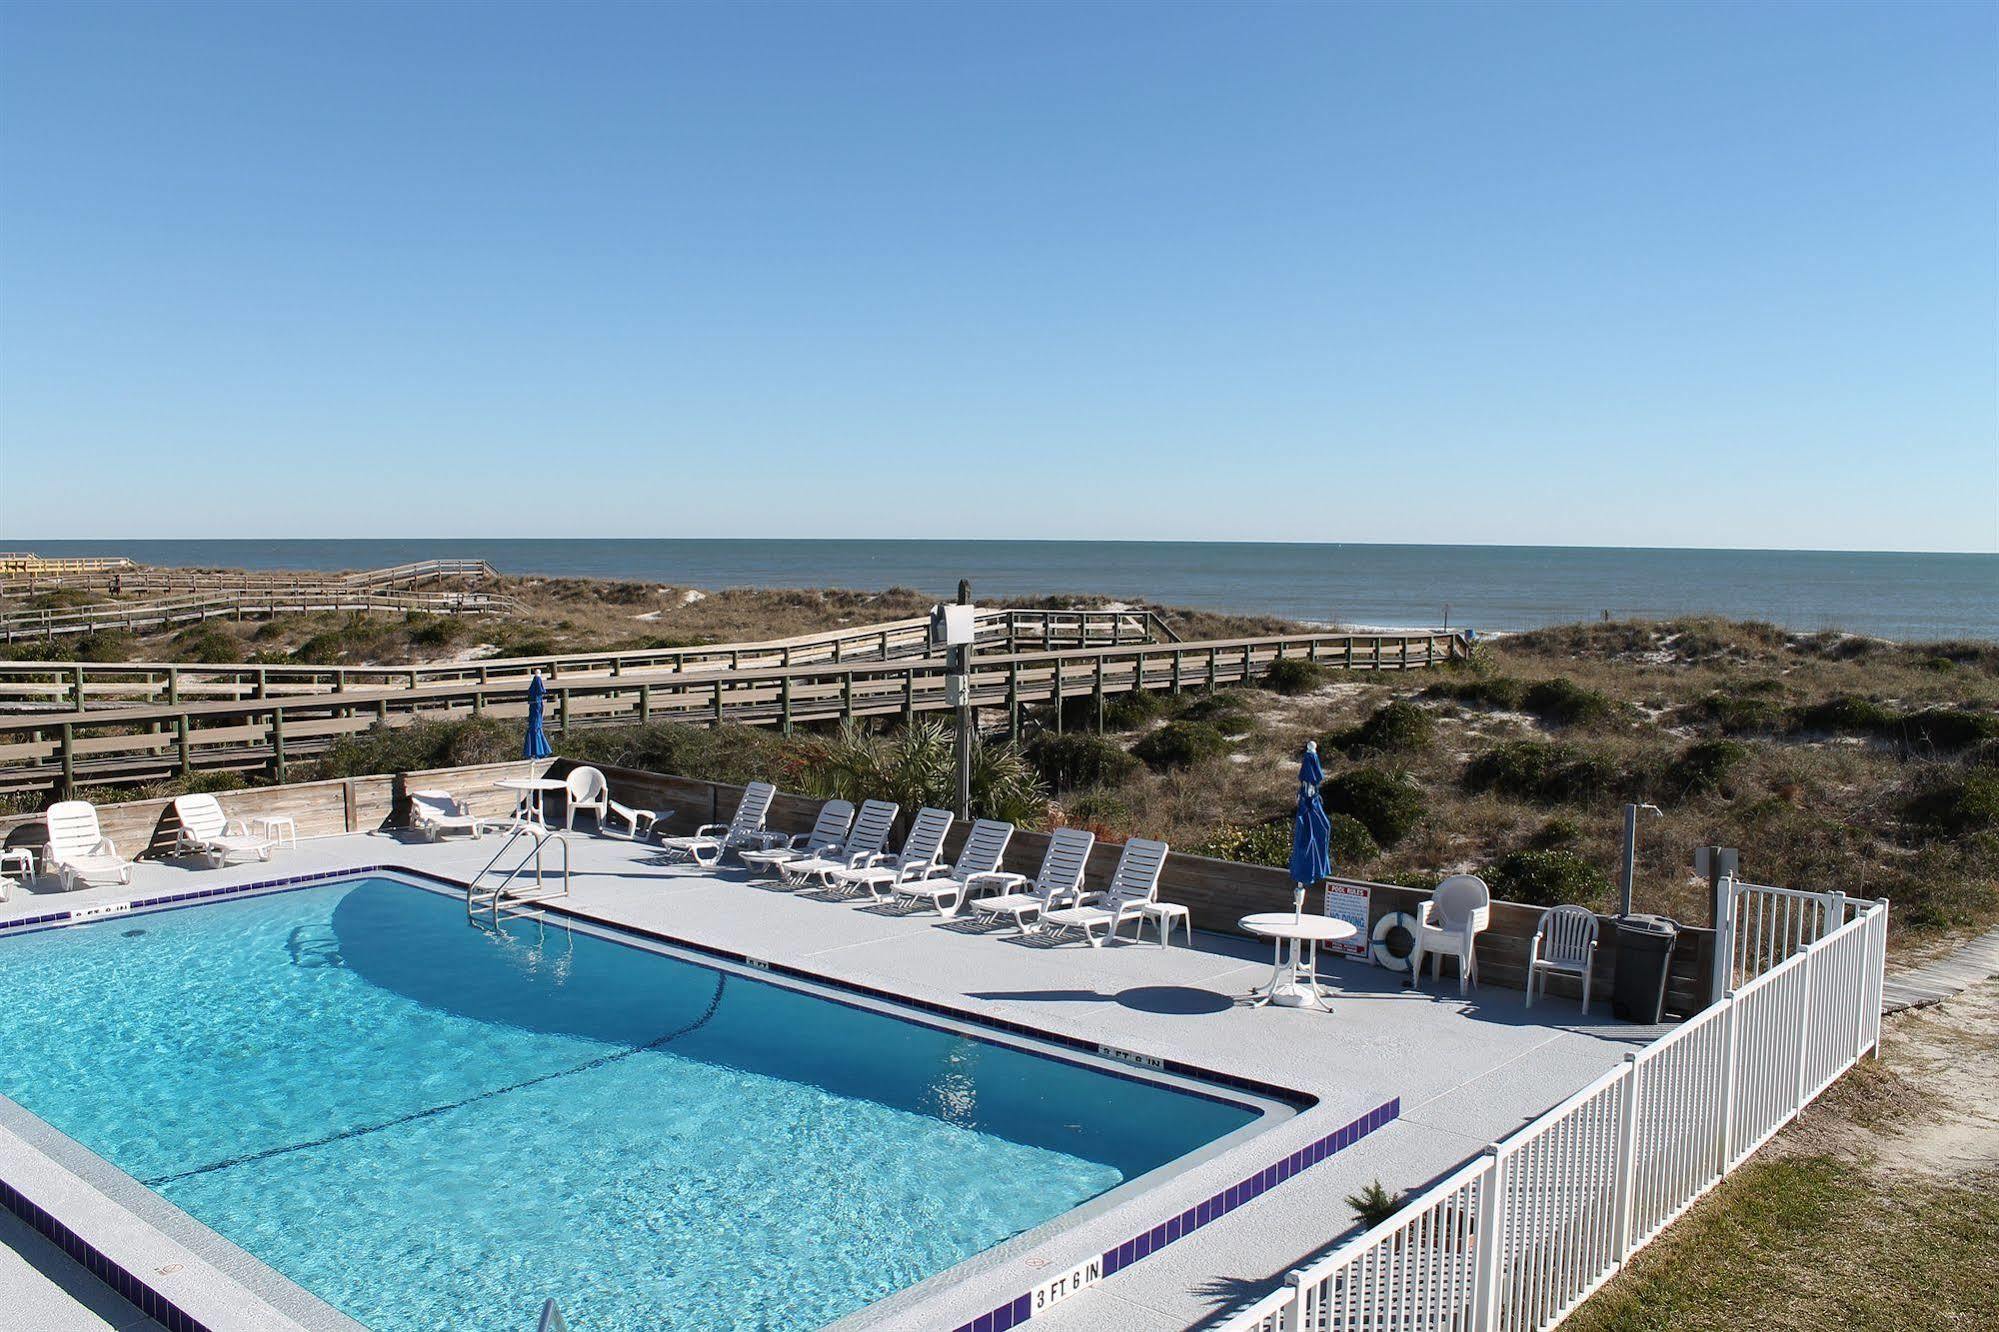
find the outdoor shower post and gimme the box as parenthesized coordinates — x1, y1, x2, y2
(953, 579, 973, 820)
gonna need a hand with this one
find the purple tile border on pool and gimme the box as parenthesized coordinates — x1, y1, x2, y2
(946, 1097, 1399, 1332)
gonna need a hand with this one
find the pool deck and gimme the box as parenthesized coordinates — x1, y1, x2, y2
(0, 831, 1668, 1332)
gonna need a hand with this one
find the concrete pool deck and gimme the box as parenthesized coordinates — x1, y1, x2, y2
(0, 830, 1670, 1331)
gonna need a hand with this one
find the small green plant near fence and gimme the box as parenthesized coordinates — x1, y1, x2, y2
(1192, 820, 1294, 867)
(1056, 688, 1163, 732)
(1321, 767, 1424, 847)
(1345, 1180, 1403, 1228)
(1133, 720, 1230, 770)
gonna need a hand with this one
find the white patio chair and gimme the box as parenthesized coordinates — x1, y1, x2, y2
(893, 819, 1015, 917)
(780, 800, 899, 889)
(1411, 874, 1491, 994)
(656, 781, 780, 867)
(827, 807, 954, 901)
(45, 801, 134, 892)
(967, 827, 1097, 935)
(738, 800, 855, 877)
(1527, 904, 1599, 1011)
(409, 789, 498, 841)
(1041, 838, 1171, 947)
(171, 793, 274, 867)
(562, 766, 610, 831)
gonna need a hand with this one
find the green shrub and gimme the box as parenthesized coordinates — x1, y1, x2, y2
(796, 721, 1047, 824)
(1486, 849, 1612, 907)
(1788, 694, 1896, 736)
(171, 625, 239, 663)
(1681, 690, 1784, 734)
(1178, 690, 1258, 734)
(1463, 740, 1630, 806)
(1062, 786, 1132, 830)
(1321, 768, 1423, 847)
(1192, 821, 1294, 867)
(1057, 688, 1163, 733)
(70, 630, 138, 663)
(1903, 771, 1999, 840)
(1669, 738, 1750, 798)
(1133, 720, 1230, 770)
(1423, 675, 1526, 709)
(1528, 816, 1583, 849)
(1024, 733, 1142, 791)
(1326, 812, 1381, 864)
(1260, 657, 1325, 696)
(406, 615, 471, 650)
(1895, 709, 1999, 753)
(314, 717, 517, 777)
(1334, 700, 1435, 756)
(1522, 677, 1613, 727)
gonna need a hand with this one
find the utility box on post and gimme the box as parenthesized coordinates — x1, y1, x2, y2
(931, 602, 976, 648)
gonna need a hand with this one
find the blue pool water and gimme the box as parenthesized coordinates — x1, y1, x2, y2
(0, 877, 1261, 1330)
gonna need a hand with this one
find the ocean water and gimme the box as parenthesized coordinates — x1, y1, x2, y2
(18, 538, 1999, 641)
(0, 877, 1256, 1331)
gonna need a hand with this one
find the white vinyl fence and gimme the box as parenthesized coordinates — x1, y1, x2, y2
(1224, 889, 1888, 1332)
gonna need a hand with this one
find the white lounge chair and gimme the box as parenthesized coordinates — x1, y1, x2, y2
(410, 789, 500, 841)
(656, 781, 780, 867)
(968, 827, 1096, 935)
(738, 800, 855, 877)
(1411, 874, 1492, 995)
(45, 801, 134, 892)
(1041, 838, 1170, 947)
(557, 766, 661, 838)
(171, 794, 274, 867)
(827, 807, 954, 901)
(779, 799, 898, 889)
(1527, 904, 1599, 1011)
(893, 819, 1015, 917)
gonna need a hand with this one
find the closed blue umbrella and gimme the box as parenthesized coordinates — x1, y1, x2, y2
(523, 673, 553, 763)
(1288, 741, 1331, 915)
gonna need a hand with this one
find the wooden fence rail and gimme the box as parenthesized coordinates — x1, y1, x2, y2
(0, 556, 493, 596)
(0, 588, 516, 640)
(0, 630, 1469, 795)
(0, 607, 1171, 709)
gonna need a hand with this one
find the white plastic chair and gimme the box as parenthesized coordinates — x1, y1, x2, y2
(563, 767, 611, 831)
(1041, 838, 1170, 947)
(738, 800, 855, 877)
(1527, 904, 1599, 1011)
(171, 793, 274, 867)
(656, 782, 780, 866)
(1411, 874, 1491, 994)
(828, 807, 954, 900)
(45, 801, 134, 892)
(780, 800, 899, 889)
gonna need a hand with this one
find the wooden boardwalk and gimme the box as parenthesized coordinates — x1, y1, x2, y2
(0, 622, 1467, 795)
(1880, 924, 1999, 1012)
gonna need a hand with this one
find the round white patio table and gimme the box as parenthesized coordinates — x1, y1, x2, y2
(493, 777, 569, 830)
(1240, 912, 1358, 1011)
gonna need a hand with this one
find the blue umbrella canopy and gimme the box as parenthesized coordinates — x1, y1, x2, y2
(522, 673, 553, 761)
(1289, 741, 1331, 890)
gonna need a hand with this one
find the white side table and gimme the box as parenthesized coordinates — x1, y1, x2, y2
(251, 815, 298, 850)
(1240, 912, 1359, 1011)
(1140, 902, 1191, 947)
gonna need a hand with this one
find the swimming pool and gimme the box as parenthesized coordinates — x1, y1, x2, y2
(0, 874, 1276, 1330)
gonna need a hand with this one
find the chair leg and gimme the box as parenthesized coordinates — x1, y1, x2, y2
(1581, 968, 1592, 1014)
(1526, 965, 1537, 1009)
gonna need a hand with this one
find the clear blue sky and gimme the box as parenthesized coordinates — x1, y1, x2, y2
(2, 0, 1993, 551)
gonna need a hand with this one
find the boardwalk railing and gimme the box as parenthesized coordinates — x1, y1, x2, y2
(0, 608, 1180, 710)
(0, 629, 1468, 793)
(0, 587, 516, 641)
(0, 556, 493, 596)
(1224, 894, 1888, 1332)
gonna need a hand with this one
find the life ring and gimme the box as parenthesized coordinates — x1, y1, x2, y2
(1371, 911, 1419, 972)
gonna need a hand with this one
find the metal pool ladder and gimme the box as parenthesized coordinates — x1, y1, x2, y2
(467, 823, 572, 924)
(537, 1298, 569, 1332)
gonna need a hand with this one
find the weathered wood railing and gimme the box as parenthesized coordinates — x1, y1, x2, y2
(0, 587, 516, 640)
(0, 557, 495, 597)
(0, 630, 1467, 794)
(0, 607, 1171, 708)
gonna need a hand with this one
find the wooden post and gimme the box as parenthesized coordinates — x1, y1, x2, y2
(177, 715, 190, 775)
(167, 667, 180, 705)
(271, 707, 287, 783)
(903, 668, 915, 723)
(558, 689, 570, 734)
(1053, 657, 1064, 733)
(713, 680, 724, 728)
(1171, 649, 1182, 695)
(639, 683, 652, 725)
(1094, 656, 1106, 733)
(1008, 660, 1020, 741)
(59, 721, 74, 796)
(842, 672, 854, 721)
(72, 664, 85, 712)
(1207, 646, 1218, 690)
(780, 676, 793, 736)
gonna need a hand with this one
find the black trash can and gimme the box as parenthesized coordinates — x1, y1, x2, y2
(1612, 914, 1679, 1022)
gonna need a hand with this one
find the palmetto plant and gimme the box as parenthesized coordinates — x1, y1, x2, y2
(798, 720, 1048, 826)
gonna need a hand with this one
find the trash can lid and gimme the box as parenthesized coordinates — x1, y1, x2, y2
(1617, 913, 1679, 937)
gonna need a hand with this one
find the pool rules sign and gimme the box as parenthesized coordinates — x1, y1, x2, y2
(1321, 881, 1372, 959)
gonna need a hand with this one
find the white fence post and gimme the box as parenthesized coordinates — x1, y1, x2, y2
(1711, 874, 1736, 1001)
(1611, 1053, 1640, 1264)
(1717, 994, 1739, 1172)
(1792, 943, 1818, 1113)
(1281, 1269, 1305, 1332)
(1472, 1147, 1505, 1332)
